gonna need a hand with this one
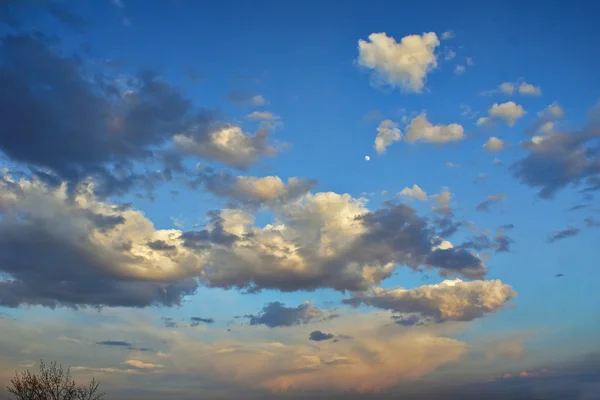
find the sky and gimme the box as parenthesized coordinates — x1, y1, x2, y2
(0, 0, 599, 399)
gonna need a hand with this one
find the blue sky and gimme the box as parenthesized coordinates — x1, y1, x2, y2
(0, 1, 599, 399)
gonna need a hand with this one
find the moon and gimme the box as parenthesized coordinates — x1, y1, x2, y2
(365, 156, 370, 161)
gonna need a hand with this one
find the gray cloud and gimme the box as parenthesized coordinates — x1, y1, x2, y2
(547, 228, 580, 243)
(460, 226, 514, 253)
(585, 216, 600, 228)
(309, 330, 335, 341)
(190, 317, 215, 326)
(162, 317, 178, 328)
(95, 340, 153, 352)
(0, 32, 279, 198)
(96, 340, 132, 347)
(476, 194, 506, 212)
(226, 90, 266, 106)
(511, 103, 600, 198)
(245, 302, 336, 328)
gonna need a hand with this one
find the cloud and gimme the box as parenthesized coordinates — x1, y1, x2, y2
(511, 103, 600, 198)
(226, 91, 266, 106)
(547, 228, 580, 243)
(246, 111, 278, 121)
(454, 65, 466, 75)
(244, 302, 336, 328)
(122, 360, 163, 369)
(96, 341, 132, 348)
(525, 102, 564, 135)
(0, 172, 489, 303)
(309, 330, 335, 341)
(476, 194, 506, 212)
(482, 81, 541, 97)
(190, 317, 215, 326)
(0, 33, 279, 196)
(585, 216, 600, 228)
(431, 188, 453, 215)
(404, 114, 465, 143)
(162, 317, 178, 328)
(344, 279, 516, 324)
(0, 173, 202, 308)
(441, 31, 455, 40)
(398, 184, 428, 201)
(173, 125, 279, 170)
(460, 226, 514, 253)
(357, 32, 440, 93)
(518, 82, 542, 96)
(374, 120, 402, 154)
(190, 170, 316, 206)
(486, 102, 527, 127)
(444, 49, 456, 61)
(0, 33, 198, 196)
(483, 137, 505, 152)
(499, 82, 515, 95)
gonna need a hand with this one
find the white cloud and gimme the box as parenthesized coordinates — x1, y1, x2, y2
(357, 32, 440, 93)
(465, 57, 474, 66)
(454, 65, 466, 75)
(246, 111, 278, 120)
(404, 114, 465, 143)
(483, 81, 541, 97)
(123, 360, 164, 369)
(485, 102, 527, 127)
(441, 31, 455, 40)
(518, 82, 542, 96)
(398, 184, 428, 201)
(483, 137, 505, 152)
(174, 125, 278, 169)
(444, 50, 456, 61)
(345, 279, 516, 323)
(499, 82, 515, 95)
(251, 95, 266, 106)
(374, 119, 402, 154)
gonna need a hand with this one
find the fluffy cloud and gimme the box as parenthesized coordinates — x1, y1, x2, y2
(404, 114, 465, 143)
(357, 32, 440, 93)
(190, 170, 316, 206)
(476, 194, 506, 212)
(487, 102, 527, 127)
(398, 184, 428, 201)
(483, 137, 505, 152)
(0, 173, 203, 308)
(374, 120, 402, 154)
(343, 279, 516, 324)
(244, 302, 336, 328)
(511, 103, 600, 198)
(173, 125, 279, 170)
(518, 82, 542, 96)
(0, 171, 490, 306)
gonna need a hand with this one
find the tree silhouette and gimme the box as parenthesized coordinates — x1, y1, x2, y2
(7, 360, 105, 400)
